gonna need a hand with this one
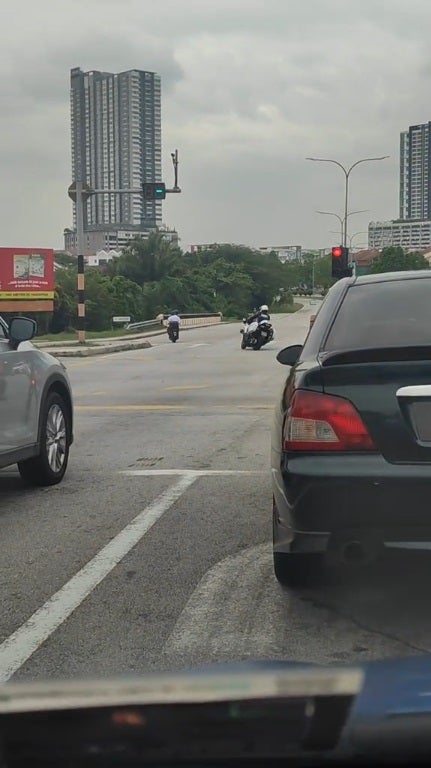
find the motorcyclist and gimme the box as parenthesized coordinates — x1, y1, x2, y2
(167, 310, 180, 339)
(167, 310, 181, 326)
(246, 304, 271, 324)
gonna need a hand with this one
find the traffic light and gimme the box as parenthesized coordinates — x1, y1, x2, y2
(142, 182, 166, 201)
(331, 246, 352, 279)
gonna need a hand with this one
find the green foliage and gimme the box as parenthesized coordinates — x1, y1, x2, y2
(370, 246, 429, 273)
(30, 242, 431, 335)
(283, 252, 334, 291)
(43, 237, 314, 333)
(54, 252, 78, 268)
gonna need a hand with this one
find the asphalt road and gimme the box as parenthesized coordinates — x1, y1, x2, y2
(1, 303, 431, 684)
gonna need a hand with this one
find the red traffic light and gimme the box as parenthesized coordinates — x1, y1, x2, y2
(332, 246, 343, 258)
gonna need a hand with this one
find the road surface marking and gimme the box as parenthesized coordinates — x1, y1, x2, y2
(188, 343, 210, 348)
(75, 404, 272, 412)
(121, 469, 267, 476)
(163, 544, 274, 662)
(236, 405, 273, 410)
(76, 405, 188, 412)
(74, 391, 107, 397)
(0, 475, 197, 683)
(163, 542, 400, 666)
(163, 385, 211, 392)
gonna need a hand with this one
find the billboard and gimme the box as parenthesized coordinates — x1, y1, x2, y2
(0, 248, 55, 299)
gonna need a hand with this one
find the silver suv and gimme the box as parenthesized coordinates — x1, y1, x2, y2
(0, 315, 73, 486)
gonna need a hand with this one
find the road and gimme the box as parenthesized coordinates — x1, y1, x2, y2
(0, 304, 430, 683)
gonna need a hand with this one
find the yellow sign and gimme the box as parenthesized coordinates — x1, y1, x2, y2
(0, 291, 55, 299)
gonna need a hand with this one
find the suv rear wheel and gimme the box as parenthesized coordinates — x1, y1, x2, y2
(18, 391, 71, 486)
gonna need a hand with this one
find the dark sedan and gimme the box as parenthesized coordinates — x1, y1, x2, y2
(272, 270, 431, 587)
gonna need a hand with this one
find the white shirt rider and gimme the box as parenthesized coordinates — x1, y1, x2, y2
(167, 313, 180, 325)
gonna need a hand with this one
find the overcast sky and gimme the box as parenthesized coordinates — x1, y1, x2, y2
(1, 0, 430, 251)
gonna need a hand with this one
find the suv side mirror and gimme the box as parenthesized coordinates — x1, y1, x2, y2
(9, 317, 37, 348)
(276, 344, 303, 366)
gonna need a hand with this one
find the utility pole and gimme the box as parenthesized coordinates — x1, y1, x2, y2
(68, 180, 94, 344)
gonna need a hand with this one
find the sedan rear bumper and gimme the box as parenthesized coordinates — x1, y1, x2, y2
(273, 453, 431, 553)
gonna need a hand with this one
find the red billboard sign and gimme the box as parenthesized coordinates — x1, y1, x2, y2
(0, 248, 55, 299)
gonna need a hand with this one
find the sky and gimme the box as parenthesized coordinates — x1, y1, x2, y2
(1, 0, 431, 252)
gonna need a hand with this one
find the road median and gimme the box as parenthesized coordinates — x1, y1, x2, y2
(47, 339, 153, 358)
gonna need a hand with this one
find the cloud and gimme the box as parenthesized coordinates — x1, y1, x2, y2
(0, 0, 431, 248)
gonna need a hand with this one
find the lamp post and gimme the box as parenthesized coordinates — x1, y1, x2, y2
(329, 230, 369, 248)
(307, 155, 389, 246)
(316, 209, 369, 244)
(349, 231, 369, 248)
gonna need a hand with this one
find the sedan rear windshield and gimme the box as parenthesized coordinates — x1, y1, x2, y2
(324, 278, 431, 351)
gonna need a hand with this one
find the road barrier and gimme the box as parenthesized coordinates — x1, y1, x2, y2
(124, 319, 163, 332)
(125, 313, 223, 333)
(160, 312, 223, 328)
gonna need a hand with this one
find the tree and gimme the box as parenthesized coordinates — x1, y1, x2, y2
(196, 244, 284, 308)
(50, 267, 77, 332)
(45, 238, 305, 332)
(83, 270, 116, 330)
(54, 252, 77, 268)
(110, 232, 182, 285)
(283, 253, 335, 291)
(106, 275, 145, 321)
(371, 246, 429, 273)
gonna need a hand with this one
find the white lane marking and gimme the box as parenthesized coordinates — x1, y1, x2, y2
(188, 343, 210, 348)
(163, 544, 275, 662)
(163, 542, 412, 666)
(0, 475, 197, 683)
(121, 470, 267, 476)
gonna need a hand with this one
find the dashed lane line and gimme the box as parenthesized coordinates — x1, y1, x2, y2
(121, 469, 267, 476)
(74, 404, 272, 412)
(0, 474, 197, 683)
(163, 385, 212, 392)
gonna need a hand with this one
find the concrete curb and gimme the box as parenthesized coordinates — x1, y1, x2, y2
(48, 340, 152, 358)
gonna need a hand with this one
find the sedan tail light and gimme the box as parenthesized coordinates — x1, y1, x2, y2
(283, 390, 375, 451)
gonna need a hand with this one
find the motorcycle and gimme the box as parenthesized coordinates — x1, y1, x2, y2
(167, 322, 179, 343)
(240, 318, 274, 350)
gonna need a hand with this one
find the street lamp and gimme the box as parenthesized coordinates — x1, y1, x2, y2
(316, 209, 369, 243)
(307, 155, 389, 247)
(329, 230, 369, 248)
(349, 231, 369, 248)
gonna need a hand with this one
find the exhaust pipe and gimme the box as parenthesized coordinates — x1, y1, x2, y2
(327, 536, 381, 568)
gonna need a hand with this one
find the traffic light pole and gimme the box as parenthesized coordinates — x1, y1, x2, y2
(68, 150, 181, 344)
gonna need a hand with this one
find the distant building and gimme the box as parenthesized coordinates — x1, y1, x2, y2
(67, 66, 162, 255)
(368, 121, 431, 249)
(368, 219, 431, 249)
(352, 249, 380, 275)
(86, 249, 121, 267)
(399, 122, 431, 220)
(258, 245, 302, 263)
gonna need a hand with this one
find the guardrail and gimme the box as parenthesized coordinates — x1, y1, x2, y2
(124, 319, 162, 332)
(125, 312, 223, 332)
(161, 312, 223, 328)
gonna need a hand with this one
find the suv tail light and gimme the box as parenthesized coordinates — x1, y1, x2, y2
(283, 390, 375, 451)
